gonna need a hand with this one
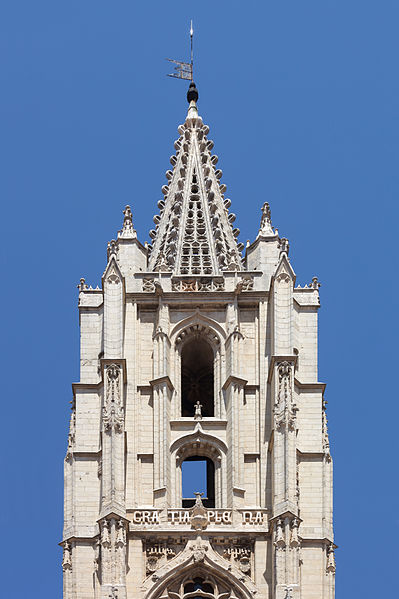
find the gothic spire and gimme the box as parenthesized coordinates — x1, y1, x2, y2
(148, 84, 244, 274)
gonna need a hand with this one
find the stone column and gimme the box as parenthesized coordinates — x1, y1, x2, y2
(99, 362, 127, 599)
(223, 371, 247, 509)
(272, 515, 301, 599)
(99, 517, 128, 599)
(150, 375, 173, 508)
(273, 361, 297, 514)
(271, 360, 301, 599)
(101, 363, 126, 514)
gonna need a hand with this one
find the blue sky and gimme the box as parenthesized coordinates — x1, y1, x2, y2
(1, 1, 398, 597)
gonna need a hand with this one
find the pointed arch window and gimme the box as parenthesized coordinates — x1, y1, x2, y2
(181, 337, 214, 417)
(181, 456, 215, 508)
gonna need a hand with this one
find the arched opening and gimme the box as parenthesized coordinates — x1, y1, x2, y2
(147, 566, 248, 599)
(182, 456, 215, 508)
(181, 337, 214, 417)
(184, 578, 214, 596)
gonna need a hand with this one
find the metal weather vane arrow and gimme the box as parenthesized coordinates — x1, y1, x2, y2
(166, 20, 194, 82)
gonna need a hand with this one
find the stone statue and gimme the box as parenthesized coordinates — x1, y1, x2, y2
(194, 400, 202, 419)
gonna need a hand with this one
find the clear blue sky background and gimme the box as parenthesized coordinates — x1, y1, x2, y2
(1, 1, 397, 597)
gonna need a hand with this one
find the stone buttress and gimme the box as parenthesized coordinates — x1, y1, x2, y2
(62, 82, 335, 599)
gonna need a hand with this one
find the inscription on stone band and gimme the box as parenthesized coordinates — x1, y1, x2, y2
(168, 510, 232, 524)
(131, 509, 265, 525)
(132, 510, 160, 524)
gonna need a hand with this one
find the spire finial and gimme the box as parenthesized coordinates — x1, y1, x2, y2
(187, 81, 198, 103)
(257, 202, 275, 238)
(118, 205, 137, 239)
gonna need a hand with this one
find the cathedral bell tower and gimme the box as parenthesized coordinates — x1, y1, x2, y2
(63, 82, 335, 599)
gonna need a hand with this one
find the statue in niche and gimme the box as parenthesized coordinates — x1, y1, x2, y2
(194, 400, 202, 419)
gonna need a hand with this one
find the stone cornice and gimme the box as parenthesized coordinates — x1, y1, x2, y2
(297, 450, 327, 459)
(269, 511, 302, 523)
(149, 375, 174, 391)
(169, 418, 228, 428)
(269, 508, 301, 523)
(126, 291, 269, 302)
(72, 381, 102, 396)
(294, 378, 326, 393)
(222, 375, 248, 390)
(97, 510, 129, 523)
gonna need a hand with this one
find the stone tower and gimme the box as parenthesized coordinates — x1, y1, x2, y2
(63, 82, 335, 599)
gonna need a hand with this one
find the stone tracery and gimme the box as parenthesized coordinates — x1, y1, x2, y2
(148, 109, 243, 274)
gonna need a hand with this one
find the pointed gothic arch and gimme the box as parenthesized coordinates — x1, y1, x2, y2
(171, 311, 226, 344)
(171, 313, 226, 420)
(144, 553, 254, 599)
(170, 428, 227, 508)
(181, 335, 214, 417)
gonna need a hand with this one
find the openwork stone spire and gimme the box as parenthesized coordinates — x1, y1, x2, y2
(148, 84, 244, 274)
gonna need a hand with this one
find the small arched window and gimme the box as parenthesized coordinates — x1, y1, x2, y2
(181, 337, 214, 417)
(182, 456, 215, 508)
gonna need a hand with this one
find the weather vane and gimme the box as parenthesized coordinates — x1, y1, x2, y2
(166, 20, 194, 81)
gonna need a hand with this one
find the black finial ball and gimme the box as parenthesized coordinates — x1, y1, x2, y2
(187, 81, 199, 103)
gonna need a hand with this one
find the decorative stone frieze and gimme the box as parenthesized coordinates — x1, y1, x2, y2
(238, 275, 254, 291)
(142, 278, 156, 292)
(171, 277, 225, 292)
(213, 539, 254, 578)
(145, 541, 179, 575)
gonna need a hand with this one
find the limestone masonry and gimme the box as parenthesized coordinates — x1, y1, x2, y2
(63, 82, 336, 599)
